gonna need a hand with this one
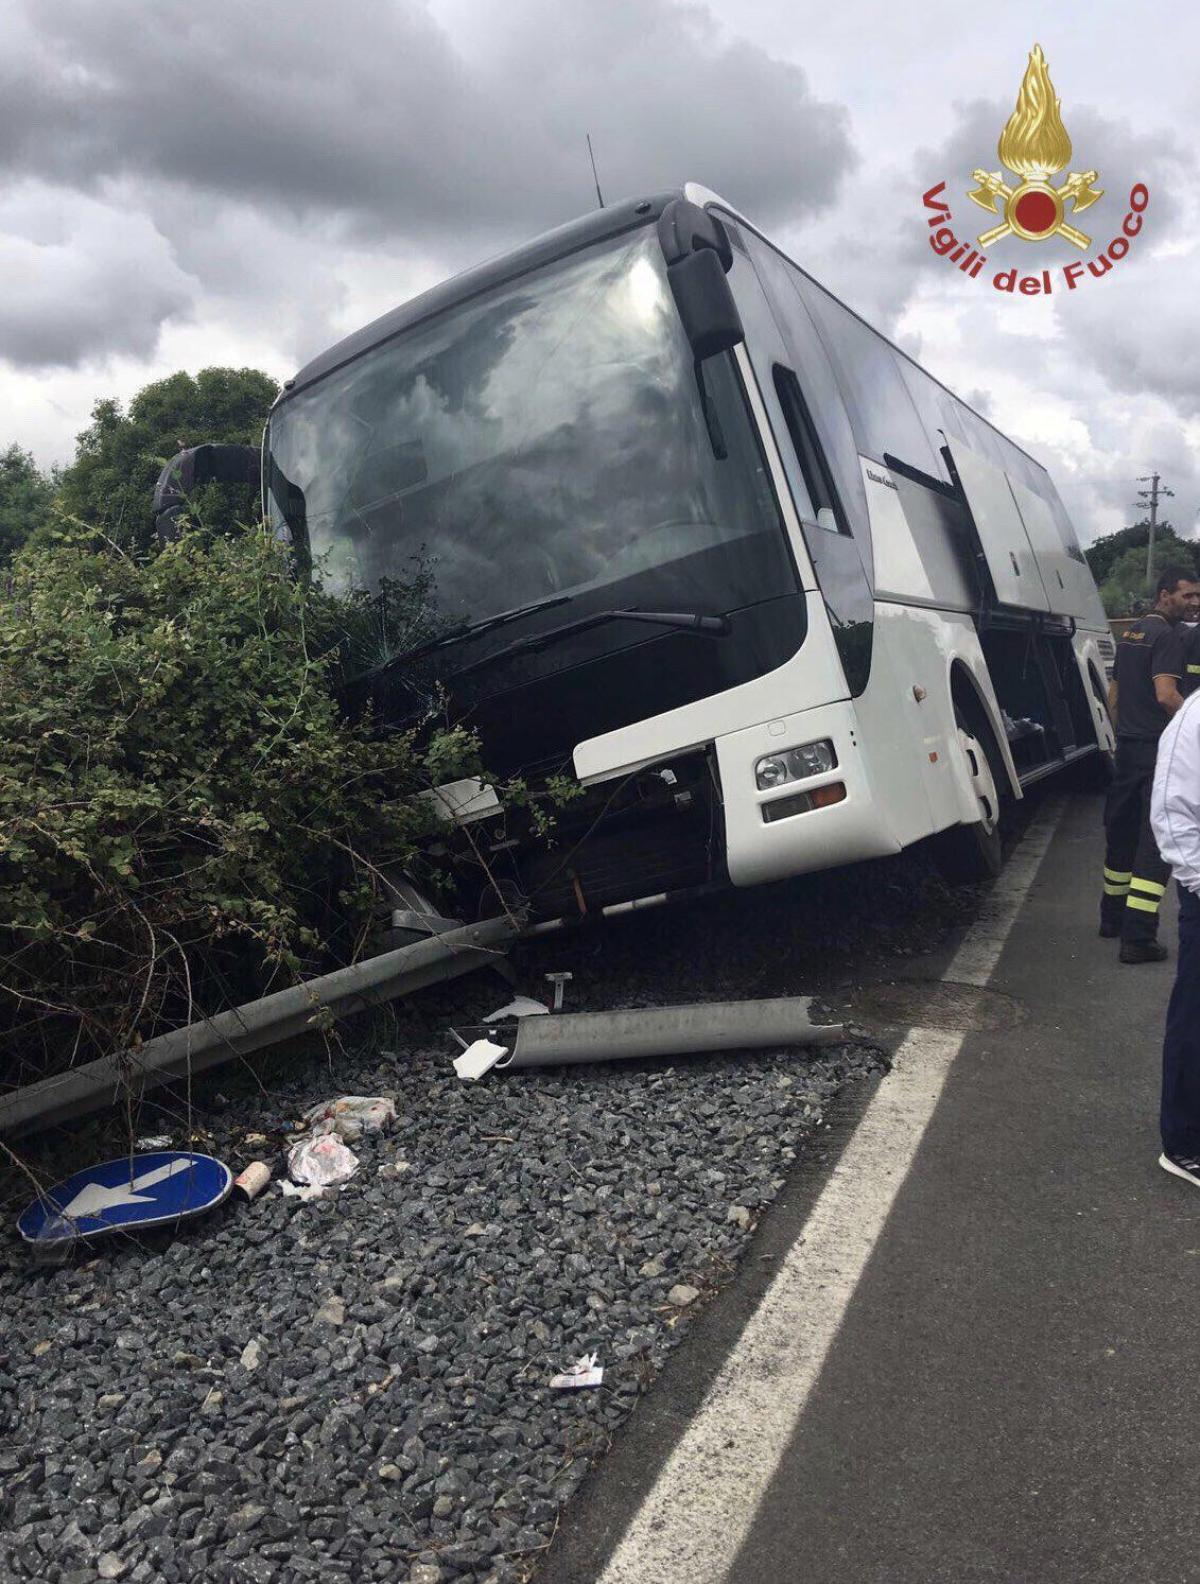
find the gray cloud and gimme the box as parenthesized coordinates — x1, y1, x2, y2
(1056, 248, 1200, 420)
(3, 0, 855, 244)
(0, 185, 194, 366)
(0, 0, 857, 373)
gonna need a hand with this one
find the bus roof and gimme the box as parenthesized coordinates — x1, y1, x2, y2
(281, 190, 681, 402)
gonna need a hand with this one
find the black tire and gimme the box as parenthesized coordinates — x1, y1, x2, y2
(933, 813, 1003, 883)
(932, 710, 1004, 883)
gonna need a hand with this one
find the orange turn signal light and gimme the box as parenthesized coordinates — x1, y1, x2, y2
(810, 782, 847, 809)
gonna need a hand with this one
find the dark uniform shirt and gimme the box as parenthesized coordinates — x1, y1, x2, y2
(1114, 612, 1185, 739)
(1181, 624, 1200, 699)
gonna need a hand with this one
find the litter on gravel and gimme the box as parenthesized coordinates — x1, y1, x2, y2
(452, 1037, 510, 1082)
(283, 1132, 359, 1198)
(232, 1160, 272, 1202)
(301, 1094, 396, 1141)
(549, 1352, 605, 1390)
(483, 994, 550, 1020)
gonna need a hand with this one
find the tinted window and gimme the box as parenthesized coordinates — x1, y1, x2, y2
(734, 235, 870, 554)
(798, 284, 943, 480)
(773, 366, 847, 534)
(719, 222, 874, 695)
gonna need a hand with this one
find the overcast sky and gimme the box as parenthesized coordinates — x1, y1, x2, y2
(0, 0, 1194, 544)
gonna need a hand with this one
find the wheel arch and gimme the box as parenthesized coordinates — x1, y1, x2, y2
(947, 656, 1021, 800)
(1085, 656, 1116, 751)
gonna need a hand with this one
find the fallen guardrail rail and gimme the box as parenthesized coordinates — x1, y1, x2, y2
(452, 996, 845, 1079)
(505, 997, 844, 1068)
(0, 914, 519, 1139)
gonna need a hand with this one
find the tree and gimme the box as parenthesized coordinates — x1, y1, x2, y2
(57, 367, 279, 549)
(1085, 521, 1190, 586)
(1100, 542, 1199, 618)
(0, 444, 56, 564)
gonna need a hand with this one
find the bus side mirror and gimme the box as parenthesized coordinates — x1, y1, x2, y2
(667, 247, 744, 361)
(658, 198, 744, 362)
(152, 443, 260, 541)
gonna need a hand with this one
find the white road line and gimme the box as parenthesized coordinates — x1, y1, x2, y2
(597, 795, 1068, 1584)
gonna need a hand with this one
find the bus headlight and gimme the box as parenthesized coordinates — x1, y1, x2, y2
(754, 739, 837, 790)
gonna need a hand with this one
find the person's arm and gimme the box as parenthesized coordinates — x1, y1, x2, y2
(1152, 623, 1186, 715)
(1108, 677, 1119, 720)
(1152, 700, 1200, 889)
(1154, 674, 1185, 715)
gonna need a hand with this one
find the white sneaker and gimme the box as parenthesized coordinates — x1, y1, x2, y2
(1159, 1153, 1200, 1188)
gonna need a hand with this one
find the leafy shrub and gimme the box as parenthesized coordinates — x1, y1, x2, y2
(0, 527, 477, 1083)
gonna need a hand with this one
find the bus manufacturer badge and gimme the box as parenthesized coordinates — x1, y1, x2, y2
(968, 45, 1101, 249)
(920, 43, 1149, 298)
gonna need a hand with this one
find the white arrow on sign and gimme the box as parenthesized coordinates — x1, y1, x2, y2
(60, 1158, 195, 1219)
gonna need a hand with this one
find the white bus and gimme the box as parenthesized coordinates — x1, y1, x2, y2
(259, 184, 1115, 927)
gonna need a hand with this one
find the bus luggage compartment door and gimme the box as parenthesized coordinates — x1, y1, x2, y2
(946, 439, 1050, 614)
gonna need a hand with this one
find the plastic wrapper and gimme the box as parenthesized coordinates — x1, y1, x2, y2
(284, 1133, 359, 1198)
(301, 1095, 396, 1142)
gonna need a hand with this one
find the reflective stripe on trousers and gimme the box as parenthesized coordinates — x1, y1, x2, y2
(1128, 876, 1168, 914)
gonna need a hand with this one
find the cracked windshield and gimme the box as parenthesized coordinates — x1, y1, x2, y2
(265, 229, 790, 639)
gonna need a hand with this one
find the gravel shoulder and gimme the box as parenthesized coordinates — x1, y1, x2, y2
(0, 838, 989, 1584)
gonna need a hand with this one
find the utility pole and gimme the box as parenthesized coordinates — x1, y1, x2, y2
(1137, 472, 1175, 586)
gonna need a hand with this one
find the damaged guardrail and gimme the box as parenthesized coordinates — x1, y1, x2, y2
(0, 915, 519, 1139)
(454, 996, 844, 1079)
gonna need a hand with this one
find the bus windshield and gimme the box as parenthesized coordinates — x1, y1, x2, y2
(265, 228, 794, 635)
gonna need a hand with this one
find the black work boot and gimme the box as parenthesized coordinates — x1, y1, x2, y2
(1119, 939, 1169, 964)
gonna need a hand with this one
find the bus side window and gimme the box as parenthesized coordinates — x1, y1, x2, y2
(773, 365, 848, 535)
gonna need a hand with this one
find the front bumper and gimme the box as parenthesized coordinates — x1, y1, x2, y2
(715, 699, 899, 886)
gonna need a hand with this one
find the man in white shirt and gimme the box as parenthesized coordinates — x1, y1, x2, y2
(1150, 690, 1200, 1185)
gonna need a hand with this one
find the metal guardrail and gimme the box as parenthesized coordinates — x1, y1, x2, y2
(0, 915, 519, 1138)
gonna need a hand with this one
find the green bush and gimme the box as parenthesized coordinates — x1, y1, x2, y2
(0, 527, 477, 1081)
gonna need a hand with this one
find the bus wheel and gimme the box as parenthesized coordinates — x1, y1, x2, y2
(933, 720, 1003, 883)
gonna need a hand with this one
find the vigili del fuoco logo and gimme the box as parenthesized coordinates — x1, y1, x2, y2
(921, 44, 1148, 297)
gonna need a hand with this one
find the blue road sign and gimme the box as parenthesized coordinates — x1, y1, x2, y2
(17, 1151, 233, 1245)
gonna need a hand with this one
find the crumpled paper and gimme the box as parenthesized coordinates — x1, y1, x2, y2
(549, 1352, 604, 1390)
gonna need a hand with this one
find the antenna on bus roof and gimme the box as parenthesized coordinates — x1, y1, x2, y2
(586, 133, 606, 209)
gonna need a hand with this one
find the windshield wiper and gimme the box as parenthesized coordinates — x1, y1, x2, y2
(353, 593, 574, 683)
(450, 608, 732, 681)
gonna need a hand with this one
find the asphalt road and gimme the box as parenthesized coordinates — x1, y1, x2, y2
(538, 792, 1196, 1584)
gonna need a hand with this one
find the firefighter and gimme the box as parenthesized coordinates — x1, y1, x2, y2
(1101, 569, 1200, 961)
